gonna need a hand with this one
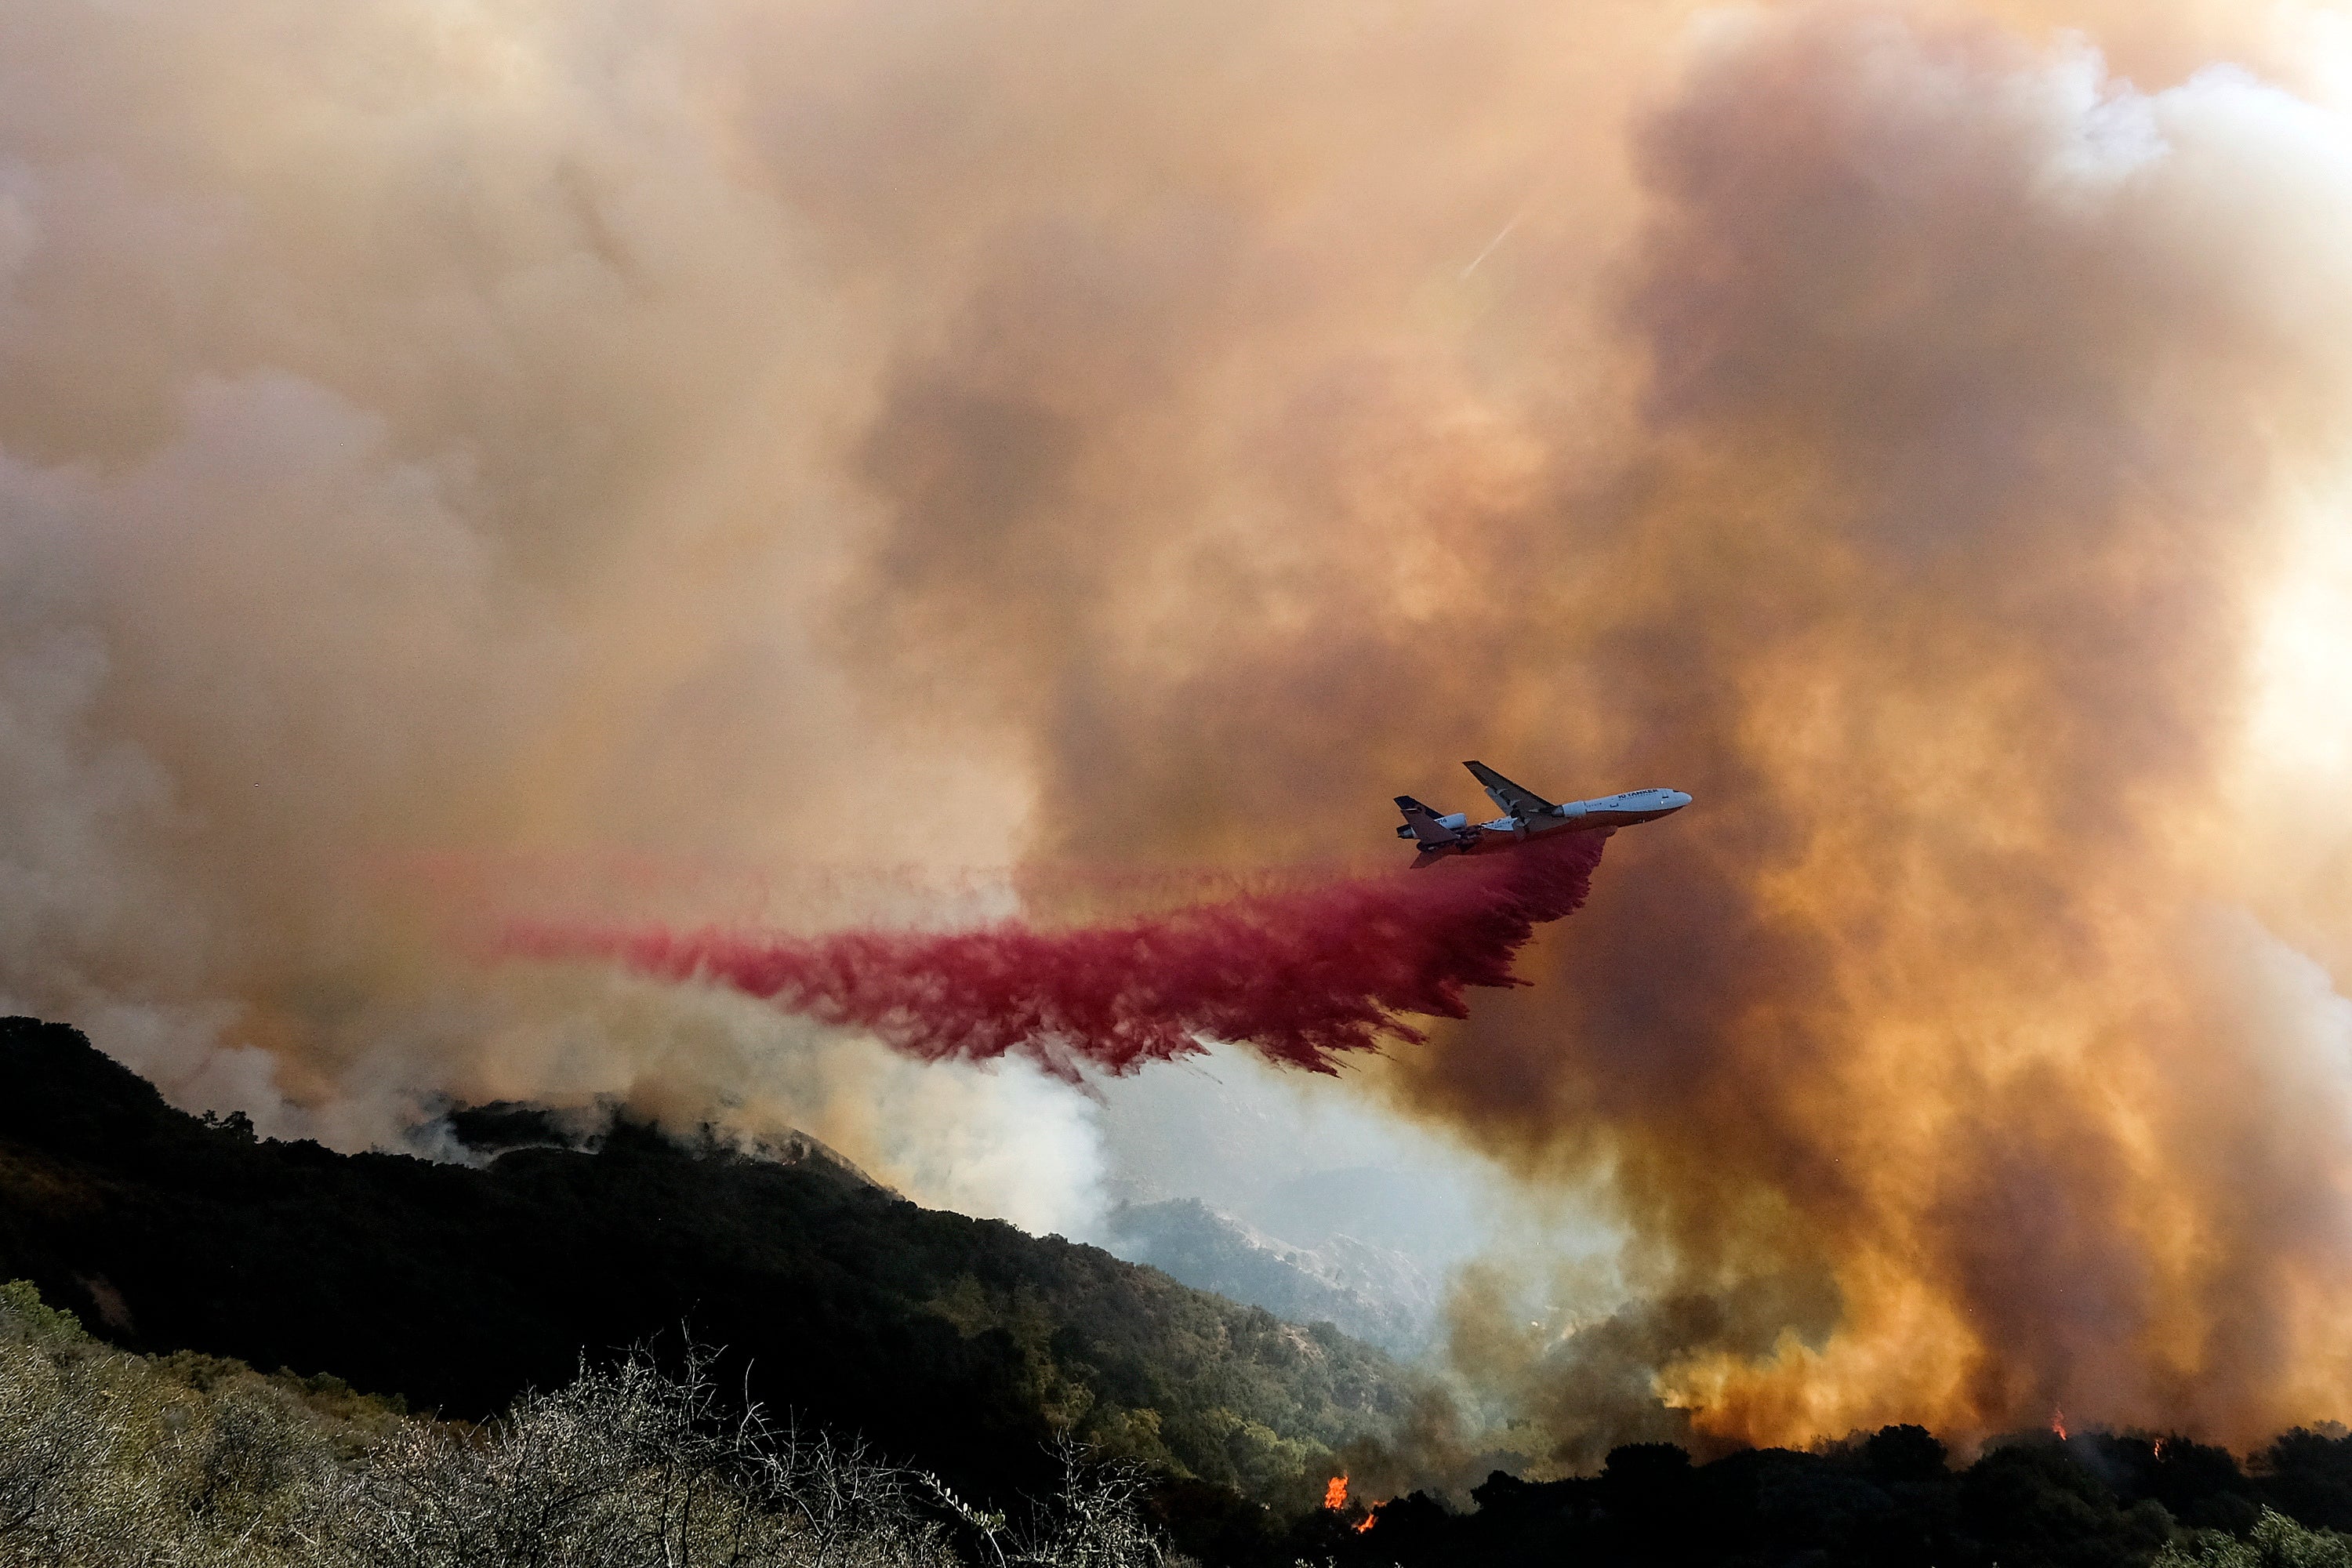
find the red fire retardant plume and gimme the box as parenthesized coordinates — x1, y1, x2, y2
(501, 833, 1606, 1076)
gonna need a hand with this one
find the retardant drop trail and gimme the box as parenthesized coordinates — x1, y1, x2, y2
(499, 833, 1606, 1076)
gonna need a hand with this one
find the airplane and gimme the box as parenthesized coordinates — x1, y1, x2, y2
(1395, 761, 1690, 867)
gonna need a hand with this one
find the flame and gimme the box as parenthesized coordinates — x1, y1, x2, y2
(1356, 1512, 1377, 1534)
(2052, 1407, 2068, 1441)
(1323, 1475, 1348, 1511)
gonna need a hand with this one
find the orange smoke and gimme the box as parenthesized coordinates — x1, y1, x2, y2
(833, 0, 2352, 1466)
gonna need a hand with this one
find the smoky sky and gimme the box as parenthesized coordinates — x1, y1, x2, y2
(838, 3, 2352, 1452)
(7, 0, 2352, 1458)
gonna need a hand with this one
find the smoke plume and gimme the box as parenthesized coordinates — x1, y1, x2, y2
(7, 0, 2352, 1465)
(503, 834, 1604, 1076)
(820, 0, 2352, 1458)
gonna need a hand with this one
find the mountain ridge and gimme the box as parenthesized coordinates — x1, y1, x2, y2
(0, 1015, 1406, 1513)
(1102, 1197, 1439, 1355)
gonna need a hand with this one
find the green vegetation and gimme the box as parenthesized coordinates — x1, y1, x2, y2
(0, 1277, 1193, 1566)
(1, 1278, 389, 1564)
(1294, 1426, 2352, 1567)
(0, 1017, 1403, 1517)
(28, 1272, 2352, 1568)
(2156, 1510, 2352, 1568)
(27, 1016, 2352, 1567)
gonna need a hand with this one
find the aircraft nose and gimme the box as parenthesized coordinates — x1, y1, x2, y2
(1667, 790, 1693, 810)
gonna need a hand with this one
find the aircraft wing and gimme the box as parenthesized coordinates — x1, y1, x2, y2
(1464, 760, 1557, 818)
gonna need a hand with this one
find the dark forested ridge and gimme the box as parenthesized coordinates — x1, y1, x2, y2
(1303, 1426, 2352, 1568)
(18, 1014, 2352, 1568)
(0, 1017, 1402, 1514)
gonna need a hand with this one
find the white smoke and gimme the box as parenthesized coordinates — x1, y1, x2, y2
(0, 0, 1086, 1225)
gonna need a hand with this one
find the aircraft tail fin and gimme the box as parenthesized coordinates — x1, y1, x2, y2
(1396, 795, 1472, 847)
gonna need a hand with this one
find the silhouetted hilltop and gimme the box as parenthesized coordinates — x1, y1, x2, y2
(1294, 1425, 2352, 1568)
(0, 1016, 1403, 1512)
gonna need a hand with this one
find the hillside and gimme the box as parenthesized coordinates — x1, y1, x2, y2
(1301, 1427, 2352, 1568)
(0, 1277, 1175, 1566)
(21, 1017, 2352, 1568)
(0, 1017, 1406, 1512)
(1101, 1198, 1438, 1355)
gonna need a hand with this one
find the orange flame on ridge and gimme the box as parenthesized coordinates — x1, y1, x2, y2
(1323, 1475, 1348, 1511)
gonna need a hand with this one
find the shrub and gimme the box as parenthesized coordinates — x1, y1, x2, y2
(0, 1281, 1187, 1568)
(2156, 1508, 2352, 1568)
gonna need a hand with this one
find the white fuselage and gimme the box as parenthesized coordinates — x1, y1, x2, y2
(1517, 787, 1693, 833)
(1410, 787, 1692, 866)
